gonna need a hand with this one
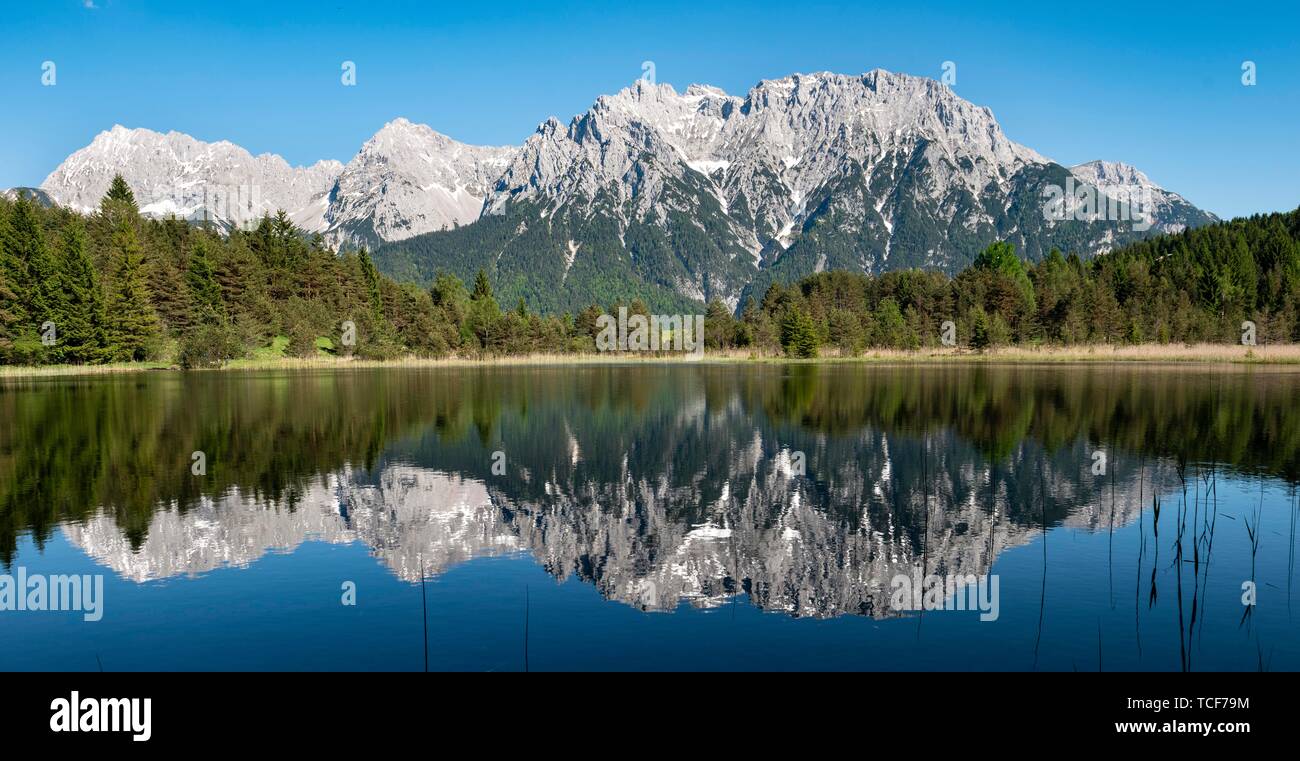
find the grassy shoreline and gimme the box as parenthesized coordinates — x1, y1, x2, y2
(3, 343, 1300, 379)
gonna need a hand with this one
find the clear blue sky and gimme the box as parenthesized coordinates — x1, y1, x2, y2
(1, 0, 1296, 219)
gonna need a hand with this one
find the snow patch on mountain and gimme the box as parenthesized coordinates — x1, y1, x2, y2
(33, 70, 1216, 305)
(41, 125, 341, 226)
(1069, 160, 1212, 234)
(320, 118, 517, 249)
(39, 121, 516, 250)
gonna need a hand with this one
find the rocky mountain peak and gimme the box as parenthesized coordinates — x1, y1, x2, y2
(320, 119, 517, 247)
(32, 70, 1217, 311)
(1070, 160, 1152, 189)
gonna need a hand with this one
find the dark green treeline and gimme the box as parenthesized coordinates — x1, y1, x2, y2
(2, 176, 1298, 365)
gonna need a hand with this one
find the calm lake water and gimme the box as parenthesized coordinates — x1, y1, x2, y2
(1, 363, 1297, 671)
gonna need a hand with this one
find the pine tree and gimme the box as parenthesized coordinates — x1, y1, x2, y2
(105, 217, 159, 361)
(574, 304, 604, 338)
(704, 299, 737, 349)
(55, 220, 108, 364)
(212, 234, 263, 317)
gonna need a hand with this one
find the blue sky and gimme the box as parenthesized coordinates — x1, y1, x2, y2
(1, 0, 1296, 219)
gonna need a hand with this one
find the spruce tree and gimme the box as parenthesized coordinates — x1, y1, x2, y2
(186, 237, 226, 326)
(178, 236, 239, 370)
(0, 251, 19, 362)
(212, 235, 262, 316)
(5, 198, 63, 352)
(780, 306, 818, 358)
(105, 217, 159, 361)
(466, 269, 501, 350)
(97, 174, 141, 236)
(148, 241, 192, 334)
(0, 202, 25, 361)
(55, 220, 108, 364)
(105, 174, 137, 208)
(970, 307, 991, 350)
(358, 247, 383, 323)
(472, 269, 494, 300)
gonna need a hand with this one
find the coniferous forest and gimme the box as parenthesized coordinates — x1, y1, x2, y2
(1, 175, 1298, 367)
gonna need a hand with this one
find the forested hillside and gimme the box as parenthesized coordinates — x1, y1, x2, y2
(1, 175, 1296, 367)
(732, 208, 1300, 357)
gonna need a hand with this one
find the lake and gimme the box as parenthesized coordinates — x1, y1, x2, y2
(1, 363, 1297, 671)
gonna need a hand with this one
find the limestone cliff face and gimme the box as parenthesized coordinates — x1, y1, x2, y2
(37, 70, 1214, 308)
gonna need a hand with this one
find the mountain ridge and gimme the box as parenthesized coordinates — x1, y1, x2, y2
(31, 69, 1219, 311)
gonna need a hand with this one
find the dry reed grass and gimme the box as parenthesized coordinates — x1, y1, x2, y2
(2, 342, 1297, 379)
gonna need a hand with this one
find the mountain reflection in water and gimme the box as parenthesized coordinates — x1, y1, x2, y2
(2, 364, 1298, 669)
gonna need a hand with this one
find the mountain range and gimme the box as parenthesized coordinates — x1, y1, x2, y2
(31, 69, 1217, 312)
(62, 431, 1159, 619)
